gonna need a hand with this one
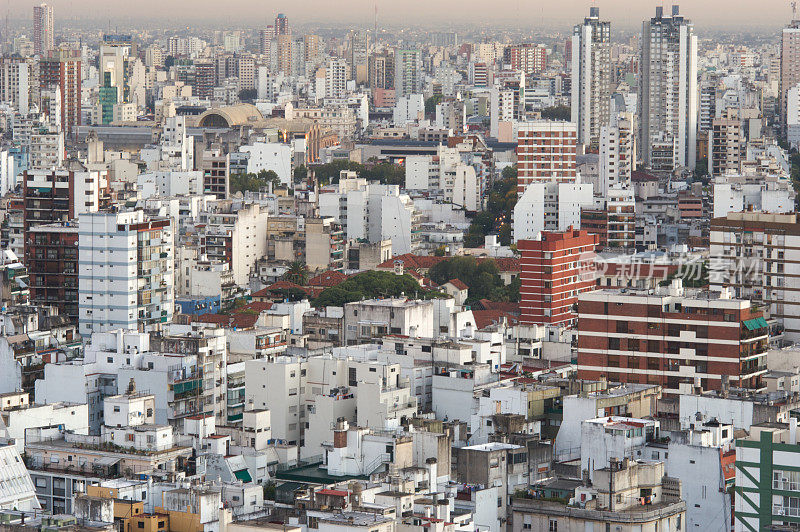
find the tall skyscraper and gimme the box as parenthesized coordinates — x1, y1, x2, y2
(570, 7, 612, 149)
(33, 3, 54, 56)
(780, 19, 800, 131)
(393, 48, 422, 98)
(348, 30, 369, 83)
(40, 49, 81, 137)
(274, 13, 290, 35)
(638, 5, 698, 171)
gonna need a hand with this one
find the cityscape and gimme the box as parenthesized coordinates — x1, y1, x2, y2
(0, 2, 798, 532)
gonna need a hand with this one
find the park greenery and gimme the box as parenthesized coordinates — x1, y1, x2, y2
(464, 165, 518, 247)
(230, 169, 282, 194)
(428, 256, 520, 304)
(313, 271, 443, 307)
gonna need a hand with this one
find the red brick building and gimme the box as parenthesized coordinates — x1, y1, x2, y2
(516, 121, 578, 194)
(577, 281, 768, 394)
(518, 228, 598, 327)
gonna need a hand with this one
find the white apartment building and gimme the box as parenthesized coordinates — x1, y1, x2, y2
(393, 94, 424, 125)
(512, 181, 593, 242)
(405, 146, 481, 211)
(325, 58, 348, 99)
(0, 59, 30, 116)
(200, 201, 268, 286)
(137, 171, 205, 198)
(240, 142, 293, 185)
(638, 5, 698, 170)
(0, 443, 40, 511)
(710, 212, 800, 340)
(712, 175, 795, 218)
(598, 112, 636, 195)
(78, 211, 174, 337)
(343, 298, 435, 345)
(571, 7, 612, 148)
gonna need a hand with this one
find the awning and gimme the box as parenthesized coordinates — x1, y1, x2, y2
(234, 469, 252, 483)
(743, 318, 769, 330)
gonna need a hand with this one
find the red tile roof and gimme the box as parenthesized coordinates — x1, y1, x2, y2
(472, 310, 519, 330)
(446, 278, 469, 291)
(308, 270, 349, 288)
(376, 253, 448, 271)
(265, 281, 311, 295)
(491, 257, 520, 272)
(317, 489, 349, 497)
(478, 299, 520, 315)
(235, 301, 273, 314)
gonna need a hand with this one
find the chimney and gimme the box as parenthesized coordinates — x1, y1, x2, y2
(333, 418, 349, 448)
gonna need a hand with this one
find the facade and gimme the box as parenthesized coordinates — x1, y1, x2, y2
(709, 118, 743, 177)
(512, 461, 686, 532)
(518, 229, 597, 327)
(638, 5, 698, 171)
(504, 44, 547, 75)
(394, 48, 422, 99)
(577, 280, 769, 394)
(40, 49, 82, 137)
(598, 113, 636, 195)
(571, 7, 612, 148)
(781, 19, 800, 129)
(26, 223, 79, 321)
(734, 423, 800, 532)
(33, 3, 54, 56)
(78, 211, 174, 337)
(343, 298, 435, 344)
(516, 121, 578, 194)
(709, 212, 800, 341)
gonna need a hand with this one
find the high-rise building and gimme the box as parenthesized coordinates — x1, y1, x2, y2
(638, 5, 698, 171)
(577, 280, 768, 394)
(781, 19, 800, 130)
(274, 13, 289, 36)
(0, 58, 30, 116)
(709, 117, 743, 177)
(33, 3, 54, 57)
(304, 34, 320, 63)
(571, 7, 612, 148)
(504, 43, 547, 75)
(40, 49, 81, 137)
(598, 112, 636, 195)
(709, 211, 800, 342)
(518, 228, 597, 327)
(26, 223, 79, 322)
(276, 34, 293, 75)
(78, 211, 174, 337)
(369, 53, 394, 90)
(516, 121, 578, 193)
(394, 48, 422, 98)
(326, 58, 348, 98)
(348, 30, 369, 83)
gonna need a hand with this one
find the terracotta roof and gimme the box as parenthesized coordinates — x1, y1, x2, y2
(317, 489, 349, 497)
(471, 310, 519, 330)
(446, 279, 469, 291)
(478, 299, 520, 314)
(308, 270, 349, 288)
(265, 280, 311, 295)
(376, 253, 448, 271)
(491, 257, 520, 272)
(235, 301, 273, 314)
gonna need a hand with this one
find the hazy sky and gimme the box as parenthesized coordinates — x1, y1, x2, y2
(15, 0, 799, 29)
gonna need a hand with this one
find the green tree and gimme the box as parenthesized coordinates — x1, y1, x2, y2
(313, 271, 442, 307)
(293, 165, 308, 184)
(263, 482, 277, 501)
(284, 261, 309, 285)
(464, 166, 518, 247)
(540, 105, 571, 121)
(164, 55, 175, 68)
(230, 169, 282, 194)
(425, 94, 443, 117)
(428, 256, 519, 304)
(238, 88, 257, 102)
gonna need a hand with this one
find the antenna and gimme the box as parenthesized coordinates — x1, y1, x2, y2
(374, 0, 378, 46)
(794, 1, 798, 20)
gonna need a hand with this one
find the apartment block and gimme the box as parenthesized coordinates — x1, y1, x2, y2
(518, 229, 597, 327)
(516, 121, 578, 194)
(577, 280, 769, 394)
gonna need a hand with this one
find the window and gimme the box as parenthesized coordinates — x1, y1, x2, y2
(137, 523, 145, 529)
(549, 519, 558, 532)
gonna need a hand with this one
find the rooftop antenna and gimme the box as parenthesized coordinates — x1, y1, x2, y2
(794, 1, 798, 20)
(373, 0, 378, 46)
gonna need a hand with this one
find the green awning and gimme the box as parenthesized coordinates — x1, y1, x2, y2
(234, 469, 252, 483)
(743, 318, 769, 331)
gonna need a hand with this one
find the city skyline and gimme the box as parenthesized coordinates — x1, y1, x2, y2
(7, 0, 800, 29)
